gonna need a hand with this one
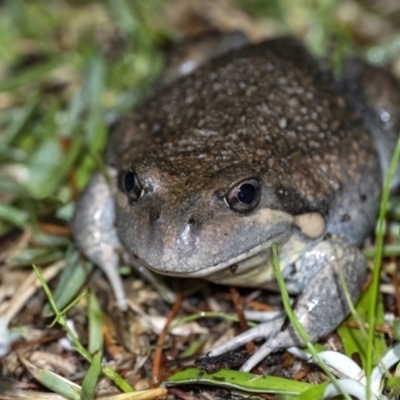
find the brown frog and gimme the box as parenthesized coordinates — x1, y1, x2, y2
(72, 37, 400, 371)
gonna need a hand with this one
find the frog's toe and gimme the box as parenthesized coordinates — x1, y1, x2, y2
(209, 316, 285, 357)
(100, 248, 128, 310)
(240, 330, 299, 372)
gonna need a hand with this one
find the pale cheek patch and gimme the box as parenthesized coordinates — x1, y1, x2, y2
(294, 212, 326, 238)
(115, 191, 129, 209)
(251, 208, 293, 226)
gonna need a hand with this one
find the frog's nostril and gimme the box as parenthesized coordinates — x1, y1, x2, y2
(150, 210, 160, 222)
(188, 218, 195, 225)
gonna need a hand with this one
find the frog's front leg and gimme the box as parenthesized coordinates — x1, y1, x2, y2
(208, 238, 367, 372)
(72, 170, 128, 310)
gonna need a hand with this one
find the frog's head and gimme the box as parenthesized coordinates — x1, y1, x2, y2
(113, 150, 326, 283)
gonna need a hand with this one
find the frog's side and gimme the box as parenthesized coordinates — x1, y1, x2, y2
(72, 37, 400, 372)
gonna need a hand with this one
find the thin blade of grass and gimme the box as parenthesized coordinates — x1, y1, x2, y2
(296, 382, 329, 400)
(107, 0, 138, 38)
(88, 291, 103, 355)
(0, 203, 28, 228)
(81, 351, 102, 400)
(33, 231, 70, 247)
(32, 264, 62, 316)
(43, 246, 94, 317)
(0, 92, 40, 145)
(7, 247, 64, 267)
(25, 138, 63, 198)
(0, 175, 27, 198)
(366, 135, 400, 399)
(164, 367, 311, 395)
(102, 366, 135, 393)
(364, 244, 400, 258)
(338, 283, 386, 368)
(83, 55, 106, 145)
(180, 336, 206, 358)
(33, 265, 135, 393)
(270, 243, 351, 400)
(33, 134, 83, 198)
(62, 55, 105, 140)
(0, 58, 62, 92)
(19, 355, 81, 400)
(4, 261, 64, 324)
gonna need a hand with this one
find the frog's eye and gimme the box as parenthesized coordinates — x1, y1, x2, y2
(120, 170, 142, 202)
(226, 179, 261, 213)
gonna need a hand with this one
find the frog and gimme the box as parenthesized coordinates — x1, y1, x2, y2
(72, 36, 400, 372)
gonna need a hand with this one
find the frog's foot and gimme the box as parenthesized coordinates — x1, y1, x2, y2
(209, 315, 285, 356)
(209, 239, 367, 372)
(72, 171, 128, 310)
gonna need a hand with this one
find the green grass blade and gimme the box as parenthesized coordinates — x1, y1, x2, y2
(20, 356, 81, 400)
(88, 291, 103, 355)
(0, 203, 28, 228)
(102, 366, 135, 393)
(7, 247, 64, 266)
(364, 244, 400, 258)
(366, 135, 400, 399)
(0, 57, 61, 92)
(338, 283, 386, 368)
(0, 92, 40, 144)
(83, 55, 106, 145)
(81, 351, 102, 400)
(33, 265, 134, 393)
(296, 382, 329, 400)
(180, 336, 207, 358)
(271, 243, 351, 400)
(165, 367, 312, 395)
(32, 134, 83, 198)
(43, 246, 94, 317)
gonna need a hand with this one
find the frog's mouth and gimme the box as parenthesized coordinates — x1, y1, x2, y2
(176, 240, 274, 279)
(125, 208, 296, 281)
(136, 231, 286, 282)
